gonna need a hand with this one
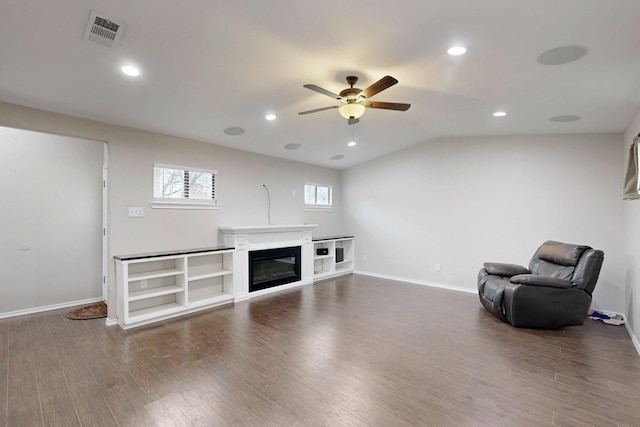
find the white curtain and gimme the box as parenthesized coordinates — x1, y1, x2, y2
(623, 135, 640, 199)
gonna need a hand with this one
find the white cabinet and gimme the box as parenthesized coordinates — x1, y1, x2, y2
(115, 247, 234, 329)
(312, 236, 354, 280)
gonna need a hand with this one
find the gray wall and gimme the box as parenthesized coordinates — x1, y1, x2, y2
(623, 107, 640, 347)
(0, 101, 345, 319)
(343, 133, 625, 314)
(0, 126, 104, 313)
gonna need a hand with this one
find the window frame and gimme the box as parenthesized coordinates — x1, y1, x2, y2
(152, 163, 219, 210)
(304, 183, 333, 211)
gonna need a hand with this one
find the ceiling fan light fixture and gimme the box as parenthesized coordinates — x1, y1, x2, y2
(339, 103, 365, 120)
(299, 75, 409, 123)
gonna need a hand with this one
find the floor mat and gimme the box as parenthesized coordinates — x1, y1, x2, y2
(66, 301, 107, 320)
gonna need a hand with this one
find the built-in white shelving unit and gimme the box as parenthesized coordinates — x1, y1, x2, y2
(312, 236, 354, 280)
(115, 246, 234, 329)
(114, 234, 354, 328)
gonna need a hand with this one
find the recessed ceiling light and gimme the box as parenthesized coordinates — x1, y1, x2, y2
(284, 143, 301, 150)
(536, 45, 587, 66)
(121, 65, 140, 77)
(224, 126, 245, 136)
(265, 114, 277, 121)
(550, 115, 581, 122)
(447, 46, 467, 56)
(347, 141, 356, 147)
(331, 155, 344, 160)
(493, 111, 507, 117)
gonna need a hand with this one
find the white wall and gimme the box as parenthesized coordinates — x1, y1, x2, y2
(0, 127, 104, 313)
(107, 127, 344, 252)
(343, 133, 625, 313)
(623, 107, 640, 345)
(0, 101, 344, 319)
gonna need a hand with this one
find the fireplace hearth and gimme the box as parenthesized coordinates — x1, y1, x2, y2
(249, 246, 301, 292)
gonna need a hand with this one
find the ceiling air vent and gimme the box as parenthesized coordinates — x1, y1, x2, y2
(83, 11, 126, 48)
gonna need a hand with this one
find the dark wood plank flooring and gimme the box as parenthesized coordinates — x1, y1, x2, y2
(1, 274, 639, 426)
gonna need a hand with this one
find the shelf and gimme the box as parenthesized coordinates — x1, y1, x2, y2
(116, 248, 235, 329)
(115, 246, 234, 261)
(189, 292, 233, 308)
(312, 235, 354, 242)
(114, 247, 235, 329)
(312, 237, 354, 280)
(128, 284, 183, 302)
(128, 268, 182, 282)
(313, 271, 333, 280)
(188, 269, 232, 282)
(336, 262, 353, 273)
(128, 302, 184, 323)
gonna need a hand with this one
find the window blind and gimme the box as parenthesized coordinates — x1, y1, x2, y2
(304, 183, 332, 206)
(154, 164, 217, 203)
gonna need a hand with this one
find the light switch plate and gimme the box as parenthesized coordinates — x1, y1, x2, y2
(128, 207, 144, 218)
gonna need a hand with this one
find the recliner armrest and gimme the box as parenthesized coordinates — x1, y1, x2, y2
(483, 262, 529, 277)
(510, 274, 573, 289)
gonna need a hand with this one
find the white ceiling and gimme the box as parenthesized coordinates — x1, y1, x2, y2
(2, 1, 640, 169)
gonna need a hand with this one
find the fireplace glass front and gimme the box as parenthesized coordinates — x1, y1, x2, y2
(249, 246, 301, 292)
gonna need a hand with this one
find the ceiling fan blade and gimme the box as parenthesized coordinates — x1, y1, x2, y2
(360, 75, 398, 99)
(298, 105, 339, 115)
(367, 101, 411, 111)
(303, 84, 342, 100)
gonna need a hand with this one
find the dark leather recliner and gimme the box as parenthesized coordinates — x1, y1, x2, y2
(477, 241, 604, 328)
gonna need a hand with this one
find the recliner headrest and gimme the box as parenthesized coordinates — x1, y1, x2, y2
(536, 240, 591, 266)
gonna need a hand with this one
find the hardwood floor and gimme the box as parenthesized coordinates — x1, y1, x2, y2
(2, 274, 639, 426)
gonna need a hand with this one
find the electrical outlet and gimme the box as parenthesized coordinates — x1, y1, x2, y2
(292, 189, 296, 197)
(435, 263, 441, 271)
(128, 207, 144, 218)
(362, 254, 368, 261)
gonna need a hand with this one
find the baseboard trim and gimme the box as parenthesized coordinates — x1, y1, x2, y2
(104, 318, 118, 327)
(0, 297, 104, 320)
(353, 270, 477, 295)
(234, 294, 251, 303)
(625, 322, 640, 356)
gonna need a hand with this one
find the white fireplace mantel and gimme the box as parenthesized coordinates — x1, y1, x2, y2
(218, 224, 318, 235)
(218, 224, 318, 301)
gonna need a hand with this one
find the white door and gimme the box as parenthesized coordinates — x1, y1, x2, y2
(0, 126, 104, 315)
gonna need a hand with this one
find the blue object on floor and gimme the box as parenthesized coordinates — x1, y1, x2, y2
(588, 311, 611, 320)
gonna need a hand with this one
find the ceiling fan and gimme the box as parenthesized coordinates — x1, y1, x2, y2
(299, 75, 411, 124)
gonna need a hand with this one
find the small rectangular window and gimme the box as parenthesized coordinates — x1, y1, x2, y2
(153, 164, 217, 208)
(305, 183, 332, 209)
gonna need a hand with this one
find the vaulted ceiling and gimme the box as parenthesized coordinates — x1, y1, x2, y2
(2, 1, 640, 169)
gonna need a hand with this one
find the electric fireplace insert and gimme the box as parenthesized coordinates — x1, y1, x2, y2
(248, 246, 301, 292)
